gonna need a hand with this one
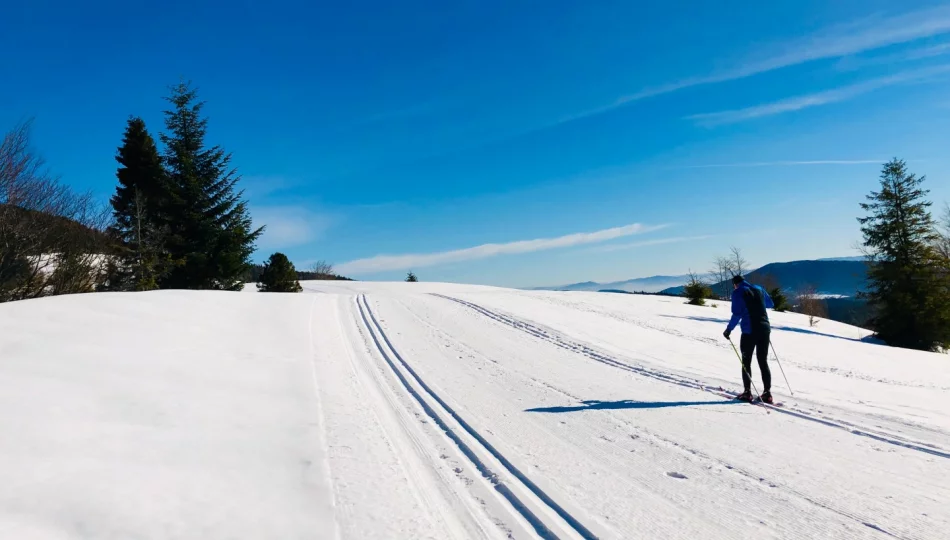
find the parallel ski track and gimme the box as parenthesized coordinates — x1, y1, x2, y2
(432, 294, 950, 461)
(356, 294, 598, 540)
(390, 295, 910, 539)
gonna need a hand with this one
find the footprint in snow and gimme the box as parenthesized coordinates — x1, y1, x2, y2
(666, 472, 688, 480)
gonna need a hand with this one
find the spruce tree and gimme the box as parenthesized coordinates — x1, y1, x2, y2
(108, 117, 170, 291)
(257, 252, 302, 292)
(858, 158, 950, 350)
(767, 287, 790, 312)
(159, 82, 263, 290)
(406, 271, 418, 282)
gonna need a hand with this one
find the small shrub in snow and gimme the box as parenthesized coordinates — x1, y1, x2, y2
(684, 271, 712, 306)
(257, 253, 302, 293)
(796, 285, 827, 327)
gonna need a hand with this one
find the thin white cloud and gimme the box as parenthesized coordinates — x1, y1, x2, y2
(680, 160, 886, 169)
(634, 6, 950, 100)
(687, 64, 950, 126)
(337, 223, 668, 275)
(543, 5, 950, 127)
(241, 176, 299, 199)
(252, 206, 332, 252)
(837, 41, 950, 70)
(593, 235, 714, 253)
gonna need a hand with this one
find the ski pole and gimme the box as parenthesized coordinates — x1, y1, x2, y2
(769, 341, 794, 396)
(728, 338, 762, 399)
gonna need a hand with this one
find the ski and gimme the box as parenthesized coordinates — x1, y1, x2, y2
(719, 386, 771, 413)
(754, 397, 784, 407)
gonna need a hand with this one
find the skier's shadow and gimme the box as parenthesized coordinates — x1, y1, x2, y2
(525, 399, 740, 413)
(660, 314, 875, 343)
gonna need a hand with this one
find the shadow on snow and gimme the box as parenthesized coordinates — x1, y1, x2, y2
(525, 399, 740, 414)
(658, 314, 879, 343)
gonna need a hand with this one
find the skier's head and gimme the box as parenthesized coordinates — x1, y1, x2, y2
(732, 275, 745, 289)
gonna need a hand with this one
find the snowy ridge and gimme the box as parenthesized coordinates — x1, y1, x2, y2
(431, 293, 950, 460)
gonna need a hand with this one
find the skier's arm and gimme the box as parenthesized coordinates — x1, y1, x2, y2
(726, 290, 742, 333)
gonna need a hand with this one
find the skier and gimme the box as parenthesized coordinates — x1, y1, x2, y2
(723, 275, 775, 404)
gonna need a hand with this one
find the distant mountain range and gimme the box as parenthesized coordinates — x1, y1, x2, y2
(815, 256, 867, 262)
(532, 257, 870, 298)
(529, 274, 691, 294)
(660, 259, 869, 297)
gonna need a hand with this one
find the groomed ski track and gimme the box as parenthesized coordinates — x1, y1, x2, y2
(355, 294, 599, 539)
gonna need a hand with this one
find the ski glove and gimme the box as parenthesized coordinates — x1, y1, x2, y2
(723, 329, 731, 340)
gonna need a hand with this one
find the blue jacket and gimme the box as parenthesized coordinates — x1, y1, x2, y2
(726, 281, 774, 335)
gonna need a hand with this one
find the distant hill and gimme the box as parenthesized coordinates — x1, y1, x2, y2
(816, 256, 866, 262)
(660, 259, 869, 297)
(531, 274, 690, 294)
(0, 203, 111, 252)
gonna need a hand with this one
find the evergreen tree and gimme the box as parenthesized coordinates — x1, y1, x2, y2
(159, 82, 263, 290)
(768, 287, 790, 312)
(858, 158, 950, 350)
(406, 271, 418, 282)
(108, 117, 169, 291)
(257, 252, 302, 292)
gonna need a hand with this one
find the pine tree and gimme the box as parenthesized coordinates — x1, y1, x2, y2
(108, 117, 169, 291)
(257, 252, 302, 292)
(767, 287, 790, 312)
(406, 271, 418, 282)
(858, 158, 950, 350)
(159, 82, 263, 291)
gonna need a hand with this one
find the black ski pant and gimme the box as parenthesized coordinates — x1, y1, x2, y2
(740, 330, 771, 393)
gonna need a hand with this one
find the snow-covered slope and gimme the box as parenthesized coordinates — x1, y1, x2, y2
(2, 283, 948, 539)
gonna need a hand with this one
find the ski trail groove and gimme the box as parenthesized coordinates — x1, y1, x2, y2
(306, 297, 343, 540)
(520, 370, 911, 540)
(432, 294, 950, 461)
(397, 296, 913, 540)
(356, 295, 598, 540)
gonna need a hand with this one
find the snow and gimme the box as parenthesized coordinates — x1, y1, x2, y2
(2, 282, 948, 539)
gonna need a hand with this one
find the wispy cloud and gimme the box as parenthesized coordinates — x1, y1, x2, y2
(544, 6, 950, 127)
(636, 6, 950, 98)
(687, 64, 950, 126)
(242, 176, 300, 199)
(252, 206, 333, 252)
(679, 160, 886, 169)
(836, 41, 950, 70)
(337, 223, 668, 275)
(593, 235, 714, 253)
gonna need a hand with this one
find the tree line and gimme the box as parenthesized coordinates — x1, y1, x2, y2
(0, 82, 340, 301)
(683, 158, 950, 352)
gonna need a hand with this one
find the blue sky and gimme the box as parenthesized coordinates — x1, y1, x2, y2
(3, 1, 950, 287)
